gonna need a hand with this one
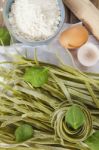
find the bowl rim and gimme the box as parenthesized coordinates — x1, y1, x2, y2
(3, 0, 65, 46)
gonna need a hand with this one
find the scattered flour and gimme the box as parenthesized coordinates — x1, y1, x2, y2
(9, 0, 61, 41)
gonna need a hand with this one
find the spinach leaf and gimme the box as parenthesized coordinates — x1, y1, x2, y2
(15, 124, 34, 142)
(65, 105, 85, 130)
(0, 27, 11, 46)
(85, 131, 99, 150)
(24, 66, 49, 87)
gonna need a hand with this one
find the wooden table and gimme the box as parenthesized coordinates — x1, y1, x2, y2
(0, 0, 5, 27)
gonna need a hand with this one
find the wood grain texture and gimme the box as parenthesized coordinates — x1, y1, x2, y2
(0, 0, 5, 27)
(91, 0, 99, 8)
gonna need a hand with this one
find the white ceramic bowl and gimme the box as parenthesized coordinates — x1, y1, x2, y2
(3, 0, 65, 46)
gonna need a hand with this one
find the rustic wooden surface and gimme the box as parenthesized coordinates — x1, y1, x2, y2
(0, 0, 6, 27)
(0, 0, 99, 26)
(0, 0, 4, 27)
(91, 0, 99, 8)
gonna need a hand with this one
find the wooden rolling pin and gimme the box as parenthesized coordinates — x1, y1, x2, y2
(63, 0, 99, 40)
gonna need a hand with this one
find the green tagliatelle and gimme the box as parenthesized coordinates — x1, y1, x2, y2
(51, 101, 92, 144)
(0, 55, 99, 150)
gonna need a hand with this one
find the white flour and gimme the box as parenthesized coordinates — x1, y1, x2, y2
(9, 0, 61, 41)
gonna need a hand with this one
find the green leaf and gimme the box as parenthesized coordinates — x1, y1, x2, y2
(23, 66, 49, 87)
(15, 124, 34, 142)
(85, 131, 99, 150)
(65, 105, 85, 130)
(0, 27, 11, 46)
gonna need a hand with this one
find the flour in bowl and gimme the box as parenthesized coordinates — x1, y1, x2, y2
(9, 0, 61, 41)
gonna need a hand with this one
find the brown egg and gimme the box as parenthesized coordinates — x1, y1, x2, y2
(59, 25, 89, 50)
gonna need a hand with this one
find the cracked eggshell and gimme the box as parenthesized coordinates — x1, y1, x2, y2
(77, 43, 99, 67)
(59, 25, 89, 49)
